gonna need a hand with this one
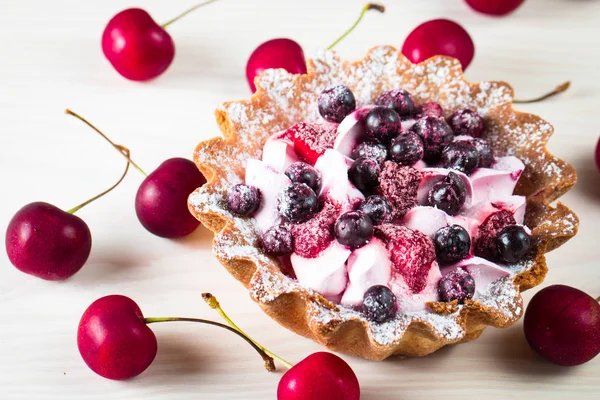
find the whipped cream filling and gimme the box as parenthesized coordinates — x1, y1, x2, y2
(245, 159, 290, 233)
(314, 149, 364, 210)
(291, 241, 350, 298)
(246, 108, 529, 314)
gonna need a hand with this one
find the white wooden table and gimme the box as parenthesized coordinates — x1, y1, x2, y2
(1, 0, 599, 398)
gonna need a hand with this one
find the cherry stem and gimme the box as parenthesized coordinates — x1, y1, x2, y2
(326, 3, 385, 50)
(202, 293, 294, 370)
(162, 0, 221, 28)
(64, 109, 148, 177)
(513, 81, 571, 104)
(66, 146, 131, 214)
(143, 316, 276, 372)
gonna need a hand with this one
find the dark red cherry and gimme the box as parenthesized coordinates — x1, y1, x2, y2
(102, 8, 175, 81)
(595, 136, 600, 173)
(135, 158, 206, 238)
(278, 352, 360, 400)
(402, 19, 475, 71)
(524, 285, 600, 366)
(78, 295, 157, 380)
(5, 202, 92, 280)
(465, 0, 525, 16)
(246, 38, 307, 93)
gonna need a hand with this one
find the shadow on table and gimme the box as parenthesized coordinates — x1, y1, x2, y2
(174, 224, 214, 249)
(359, 324, 577, 399)
(136, 332, 212, 385)
(570, 157, 600, 201)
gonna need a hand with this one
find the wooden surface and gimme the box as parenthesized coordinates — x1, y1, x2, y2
(1, 0, 599, 398)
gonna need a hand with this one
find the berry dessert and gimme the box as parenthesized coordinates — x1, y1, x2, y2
(188, 47, 578, 360)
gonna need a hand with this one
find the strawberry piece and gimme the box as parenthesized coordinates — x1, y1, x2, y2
(378, 161, 420, 219)
(285, 122, 337, 165)
(291, 200, 341, 258)
(375, 224, 436, 294)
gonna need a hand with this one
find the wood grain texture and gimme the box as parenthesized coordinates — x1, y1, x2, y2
(0, 0, 599, 399)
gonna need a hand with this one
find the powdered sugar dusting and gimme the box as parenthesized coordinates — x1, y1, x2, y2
(190, 46, 577, 351)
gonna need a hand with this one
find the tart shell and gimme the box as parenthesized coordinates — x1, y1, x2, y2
(188, 46, 578, 360)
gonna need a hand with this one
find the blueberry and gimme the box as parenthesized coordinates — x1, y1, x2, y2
(449, 108, 484, 137)
(411, 116, 454, 162)
(471, 137, 495, 168)
(334, 211, 373, 248)
(389, 132, 424, 166)
(227, 184, 261, 216)
(285, 162, 321, 192)
(376, 89, 418, 118)
(363, 285, 398, 323)
(427, 172, 466, 216)
(262, 225, 294, 256)
(438, 268, 475, 304)
(318, 84, 356, 123)
(364, 106, 402, 143)
(358, 195, 393, 225)
(277, 183, 318, 223)
(474, 210, 516, 260)
(441, 141, 479, 174)
(433, 225, 471, 264)
(348, 157, 381, 193)
(496, 225, 531, 263)
(351, 142, 388, 165)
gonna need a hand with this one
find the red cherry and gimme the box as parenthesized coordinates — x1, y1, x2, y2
(65, 110, 207, 239)
(102, 8, 175, 81)
(465, 0, 525, 16)
(277, 352, 360, 400)
(595, 137, 600, 173)
(135, 157, 206, 238)
(5, 202, 92, 280)
(101, 1, 220, 81)
(78, 295, 157, 380)
(246, 39, 307, 93)
(402, 19, 475, 71)
(524, 285, 600, 366)
(78, 293, 288, 380)
(5, 138, 130, 281)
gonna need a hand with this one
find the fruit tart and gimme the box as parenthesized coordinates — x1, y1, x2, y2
(188, 46, 578, 360)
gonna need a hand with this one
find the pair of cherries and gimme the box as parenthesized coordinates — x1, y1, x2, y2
(78, 294, 360, 400)
(246, 0, 524, 91)
(101, 0, 524, 83)
(6, 111, 206, 280)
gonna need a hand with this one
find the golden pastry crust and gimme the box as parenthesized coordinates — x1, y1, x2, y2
(188, 46, 578, 360)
